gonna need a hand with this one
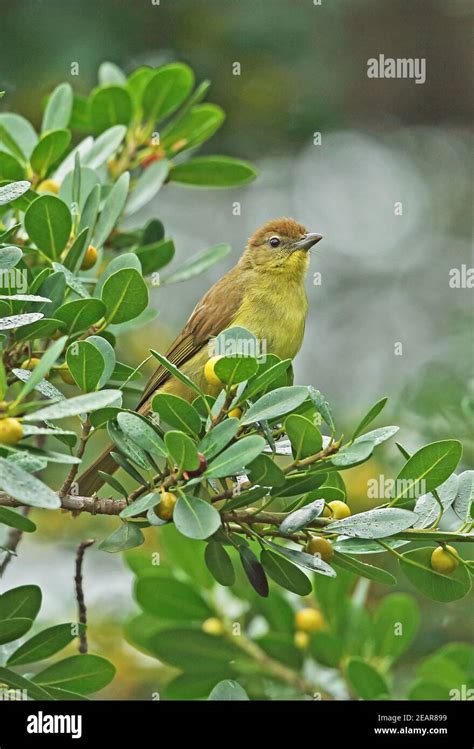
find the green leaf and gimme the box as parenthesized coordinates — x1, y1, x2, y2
(453, 470, 474, 522)
(241, 386, 309, 425)
(134, 238, 175, 276)
(108, 421, 151, 471)
(0, 617, 33, 644)
(101, 267, 148, 324)
(146, 628, 238, 674)
(119, 492, 160, 518)
(23, 389, 122, 421)
(0, 180, 31, 205)
(239, 546, 269, 597)
(285, 413, 322, 459)
(247, 453, 286, 487)
(329, 507, 417, 539)
(238, 358, 292, 404)
(17, 336, 66, 403)
(214, 355, 258, 386)
(87, 335, 115, 388)
(99, 62, 127, 85)
(267, 541, 336, 577)
(331, 439, 375, 468)
(0, 666, 53, 701)
(0, 312, 43, 330)
(174, 495, 221, 540)
(160, 524, 214, 588)
(205, 541, 235, 586)
(0, 458, 60, 509)
(93, 171, 129, 248)
(0, 246, 22, 269)
(353, 425, 399, 447)
(60, 165, 101, 211)
(346, 657, 389, 699)
(161, 243, 231, 285)
(55, 298, 106, 335)
(78, 184, 100, 242)
(152, 392, 202, 436)
(208, 679, 249, 701)
(414, 474, 459, 528)
(0, 507, 36, 532)
(279, 499, 325, 535)
(332, 552, 396, 586)
(125, 159, 169, 215)
(0, 152, 25, 181)
(165, 431, 200, 471)
(99, 522, 144, 553)
(30, 129, 71, 177)
(83, 125, 127, 169)
(260, 549, 312, 595)
(33, 654, 116, 694)
(198, 418, 239, 461)
(310, 631, 343, 668)
(142, 63, 194, 123)
(94, 251, 141, 297)
(7, 623, 85, 666)
(204, 435, 265, 478)
(89, 85, 132, 133)
(163, 103, 225, 152)
(150, 348, 204, 398)
(270, 471, 327, 497)
(0, 113, 37, 159)
(391, 440, 463, 508)
(307, 386, 335, 431)
(116, 412, 167, 458)
(169, 156, 257, 187)
(135, 575, 212, 620)
(24, 195, 72, 260)
(351, 397, 388, 441)
(42, 83, 73, 132)
(399, 547, 471, 602)
(66, 340, 105, 392)
(0, 585, 41, 622)
(372, 593, 419, 659)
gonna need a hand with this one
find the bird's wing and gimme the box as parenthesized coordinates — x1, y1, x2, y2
(137, 266, 244, 408)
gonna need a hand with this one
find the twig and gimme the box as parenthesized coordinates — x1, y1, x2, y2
(74, 540, 95, 654)
(0, 507, 31, 578)
(59, 422, 91, 499)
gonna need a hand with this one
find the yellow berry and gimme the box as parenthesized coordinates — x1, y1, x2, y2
(0, 418, 23, 445)
(294, 630, 310, 650)
(227, 407, 242, 419)
(430, 545, 459, 574)
(37, 179, 59, 194)
(327, 500, 352, 520)
(202, 617, 225, 636)
(20, 357, 41, 371)
(294, 608, 325, 633)
(204, 356, 223, 387)
(154, 491, 177, 521)
(58, 362, 75, 385)
(80, 245, 98, 271)
(305, 536, 334, 563)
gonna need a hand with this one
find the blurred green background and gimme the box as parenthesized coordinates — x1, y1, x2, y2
(0, 0, 472, 698)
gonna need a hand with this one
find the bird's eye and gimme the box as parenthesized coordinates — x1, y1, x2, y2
(269, 236, 280, 248)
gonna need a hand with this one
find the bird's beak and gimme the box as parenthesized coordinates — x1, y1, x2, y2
(293, 232, 324, 251)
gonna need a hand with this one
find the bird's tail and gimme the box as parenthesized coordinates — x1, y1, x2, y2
(77, 445, 117, 497)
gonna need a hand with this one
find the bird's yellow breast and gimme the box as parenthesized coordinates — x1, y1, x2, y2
(232, 266, 308, 360)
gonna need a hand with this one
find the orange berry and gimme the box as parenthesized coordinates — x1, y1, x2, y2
(294, 608, 325, 633)
(154, 492, 177, 521)
(204, 356, 223, 387)
(80, 245, 98, 271)
(327, 500, 351, 520)
(305, 536, 334, 563)
(0, 418, 23, 445)
(431, 545, 459, 574)
(20, 357, 41, 371)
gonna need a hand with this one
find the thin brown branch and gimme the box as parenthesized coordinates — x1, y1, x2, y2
(75, 539, 95, 654)
(0, 507, 31, 578)
(59, 422, 91, 499)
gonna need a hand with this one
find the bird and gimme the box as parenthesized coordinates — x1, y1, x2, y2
(77, 218, 323, 495)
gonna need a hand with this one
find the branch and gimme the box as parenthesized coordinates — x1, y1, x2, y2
(74, 540, 95, 654)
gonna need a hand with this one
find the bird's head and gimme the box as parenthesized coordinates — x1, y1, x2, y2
(242, 218, 323, 276)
